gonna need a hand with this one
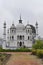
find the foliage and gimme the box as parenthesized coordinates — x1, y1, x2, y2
(32, 40, 43, 58)
(0, 53, 11, 65)
(32, 49, 43, 58)
(0, 47, 31, 52)
(32, 40, 43, 49)
(36, 49, 43, 58)
(32, 49, 37, 55)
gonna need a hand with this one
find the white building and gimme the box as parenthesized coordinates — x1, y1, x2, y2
(2, 16, 37, 49)
(0, 38, 4, 47)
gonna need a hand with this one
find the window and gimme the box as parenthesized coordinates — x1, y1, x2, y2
(26, 29, 29, 34)
(28, 36, 29, 40)
(20, 42, 22, 47)
(17, 35, 19, 40)
(20, 35, 22, 40)
(12, 30, 14, 32)
(28, 30, 29, 32)
(23, 42, 24, 44)
(12, 36, 14, 40)
(10, 36, 11, 40)
(23, 35, 24, 40)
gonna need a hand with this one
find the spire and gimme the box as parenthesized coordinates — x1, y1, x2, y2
(36, 21, 38, 26)
(19, 14, 22, 23)
(12, 21, 14, 26)
(20, 14, 21, 20)
(35, 21, 38, 28)
(27, 21, 29, 24)
(3, 21, 6, 41)
(35, 21, 38, 40)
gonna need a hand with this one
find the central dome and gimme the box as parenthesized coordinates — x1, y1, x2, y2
(16, 15, 25, 29)
(16, 23, 25, 29)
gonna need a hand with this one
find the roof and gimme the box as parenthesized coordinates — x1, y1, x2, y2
(10, 23, 16, 29)
(30, 25, 36, 33)
(26, 24, 31, 29)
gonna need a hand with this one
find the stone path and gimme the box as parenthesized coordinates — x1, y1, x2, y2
(4, 52, 43, 65)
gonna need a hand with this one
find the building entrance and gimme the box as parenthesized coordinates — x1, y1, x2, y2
(20, 42, 22, 47)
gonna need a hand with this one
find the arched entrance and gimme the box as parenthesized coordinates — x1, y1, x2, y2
(20, 42, 22, 47)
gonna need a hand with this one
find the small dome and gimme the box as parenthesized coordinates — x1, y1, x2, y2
(10, 23, 16, 29)
(36, 22, 38, 25)
(4, 22, 6, 25)
(26, 24, 31, 29)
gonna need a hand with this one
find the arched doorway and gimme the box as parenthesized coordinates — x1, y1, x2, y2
(20, 42, 22, 47)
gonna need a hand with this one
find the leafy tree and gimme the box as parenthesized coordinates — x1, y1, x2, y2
(32, 40, 43, 49)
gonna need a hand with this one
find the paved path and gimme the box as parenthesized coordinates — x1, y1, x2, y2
(4, 52, 42, 65)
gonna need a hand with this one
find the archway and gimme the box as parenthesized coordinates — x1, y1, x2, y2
(20, 42, 22, 47)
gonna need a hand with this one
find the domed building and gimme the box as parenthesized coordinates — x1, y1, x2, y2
(2, 16, 37, 49)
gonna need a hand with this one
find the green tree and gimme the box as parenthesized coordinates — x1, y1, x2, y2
(32, 40, 43, 49)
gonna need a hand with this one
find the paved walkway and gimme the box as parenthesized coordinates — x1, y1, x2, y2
(4, 52, 42, 65)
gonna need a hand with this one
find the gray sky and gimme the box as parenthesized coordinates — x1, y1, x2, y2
(0, 0, 43, 38)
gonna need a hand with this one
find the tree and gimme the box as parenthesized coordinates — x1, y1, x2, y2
(32, 40, 43, 49)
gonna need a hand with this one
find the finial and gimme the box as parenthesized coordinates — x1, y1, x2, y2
(12, 20, 14, 26)
(4, 20, 6, 25)
(19, 14, 22, 23)
(20, 14, 21, 20)
(27, 21, 29, 24)
(36, 21, 38, 25)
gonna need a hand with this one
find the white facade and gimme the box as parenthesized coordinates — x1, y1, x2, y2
(2, 17, 36, 49)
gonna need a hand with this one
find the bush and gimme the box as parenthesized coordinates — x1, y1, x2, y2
(32, 40, 43, 58)
(32, 49, 43, 58)
(37, 49, 43, 58)
(32, 49, 37, 55)
(16, 48, 32, 52)
(32, 40, 43, 49)
(0, 47, 32, 52)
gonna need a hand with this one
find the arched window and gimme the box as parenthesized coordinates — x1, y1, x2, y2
(20, 42, 22, 47)
(28, 30, 29, 32)
(17, 35, 19, 40)
(20, 35, 22, 40)
(28, 36, 29, 40)
(26, 29, 29, 34)
(12, 30, 13, 32)
(23, 35, 24, 40)
(10, 36, 11, 40)
(12, 36, 14, 40)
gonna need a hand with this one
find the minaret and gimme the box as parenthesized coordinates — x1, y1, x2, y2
(7, 29, 9, 41)
(35, 21, 38, 39)
(19, 15, 22, 23)
(3, 21, 6, 41)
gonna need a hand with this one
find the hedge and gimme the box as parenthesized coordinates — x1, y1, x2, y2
(37, 49, 43, 58)
(32, 49, 43, 58)
(0, 47, 32, 52)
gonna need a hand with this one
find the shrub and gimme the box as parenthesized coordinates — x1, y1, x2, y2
(32, 49, 37, 55)
(37, 49, 43, 58)
(32, 40, 43, 49)
(0, 47, 32, 52)
(17, 48, 32, 52)
(32, 40, 43, 58)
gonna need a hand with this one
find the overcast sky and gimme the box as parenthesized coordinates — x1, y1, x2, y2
(0, 0, 43, 38)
